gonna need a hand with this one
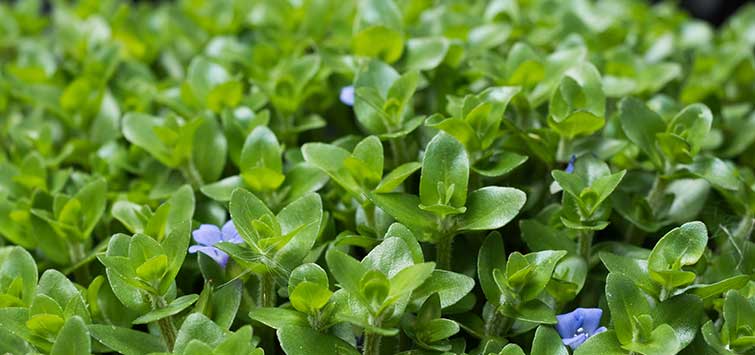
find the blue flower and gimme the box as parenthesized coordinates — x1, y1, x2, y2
(556, 308, 607, 349)
(565, 154, 577, 173)
(340, 85, 355, 106)
(188, 220, 243, 267)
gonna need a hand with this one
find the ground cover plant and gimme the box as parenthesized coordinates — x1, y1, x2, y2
(2, 0, 755, 354)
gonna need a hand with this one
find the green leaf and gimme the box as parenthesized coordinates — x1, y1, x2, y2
(274, 192, 323, 270)
(652, 295, 703, 349)
(75, 178, 107, 237)
(410, 270, 475, 309)
(668, 103, 713, 156)
(209, 280, 242, 330)
(685, 274, 750, 301)
(518, 250, 567, 301)
(520, 219, 577, 254)
(326, 248, 368, 296)
(472, 152, 528, 177)
(387, 262, 436, 302)
(599, 252, 660, 298)
(622, 324, 681, 355)
(0, 246, 38, 306)
(288, 263, 329, 295)
(531, 326, 569, 355)
(574, 331, 627, 355)
(248, 307, 308, 330)
(618, 97, 665, 167)
(353, 26, 404, 63)
(683, 156, 740, 191)
(606, 273, 651, 345)
(362, 237, 414, 277)
(278, 326, 360, 355)
(51, 316, 90, 355)
(89, 325, 167, 355)
(290, 281, 333, 314)
(173, 313, 224, 355)
(132, 294, 199, 324)
(302, 143, 362, 196)
(499, 344, 526, 355)
(647, 221, 707, 288)
(405, 37, 450, 71)
(419, 132, 469, 210)
(228, 188, 275, 244)
(548, 110, 605, 139)
(122, 113, 176, 167)
(240, 126, 282, 176)
(192, 116, 227, 183)
(478, 232, 506, 303)
(370, 192, 436, 233)
(456, 186, 526, 231)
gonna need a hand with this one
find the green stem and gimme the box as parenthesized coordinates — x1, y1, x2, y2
(623, 223, 645, 245)
(578, 231, 593, 262)
(151, 296, 177, 351)
(732, 216, 754, 241)
(64, 237, 111, 276)
(258, 271, 277, 308)
(389, 139, 403, 168)
(485, 310, 513, 337)
(181, 161, 204, 188)
(258, 272, 277, 354)
(362, 202, 377, 237)
(556, 137, 571, 162)
(436, 236, 454, 270)
(157, 317, 178, 351)
(69, 241, 91, 284)
(362, 318, 383, 355)
(646, 175, 668, 212)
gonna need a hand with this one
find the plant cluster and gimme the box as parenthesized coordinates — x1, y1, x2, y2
(2, 0, 755, 354)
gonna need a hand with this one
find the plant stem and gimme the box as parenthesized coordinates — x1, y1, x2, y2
(157, 317, 178, 351)
(577, 231, 593, 262)
(258, 272, 277, 354)
(732, 216, 754, 241)
(181, 161, 204, 188)
(646, 175, 668, 212)
(69, 241, 91, 284)
(258, 272, 277, 308)
(362, 318, 383, 355)
(556, 137, 570, 162)
(436, 236, 454, 270)
(485, 311, 513, 337)
(151, 296, 177, 350)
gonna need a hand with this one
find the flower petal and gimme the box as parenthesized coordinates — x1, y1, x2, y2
(562, 334, 588, 350)
(221, 220, 243, 243)
(189, 245, 229, 267)
(340, 85, 355, 106)
(565, 154, 577, 173)
(556, 311, 580, 338)
(192, 224, 222, 246)
(574, 308, 604, 334)
(594, 326, 607, 335)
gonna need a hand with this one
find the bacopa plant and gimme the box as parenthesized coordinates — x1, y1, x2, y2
(2, 0, 755, 354)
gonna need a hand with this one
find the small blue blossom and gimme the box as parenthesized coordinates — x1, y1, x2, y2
(188, 220, 243, 267)
(565, 154, 577, 173)
(340, 85, 355, 106)
(556, 308, 607, 349)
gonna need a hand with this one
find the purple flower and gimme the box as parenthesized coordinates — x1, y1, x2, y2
(340, 85, 355, 106)
(556, 308, 607, 349)
(565, 154, 577, 174)
(188, 220, 243, 267)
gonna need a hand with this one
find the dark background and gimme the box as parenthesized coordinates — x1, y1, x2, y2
(675, 0, 751, 26)
(19, 0, 755, 27)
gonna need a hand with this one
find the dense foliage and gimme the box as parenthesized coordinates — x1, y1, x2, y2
(2, 0, 755, 354)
